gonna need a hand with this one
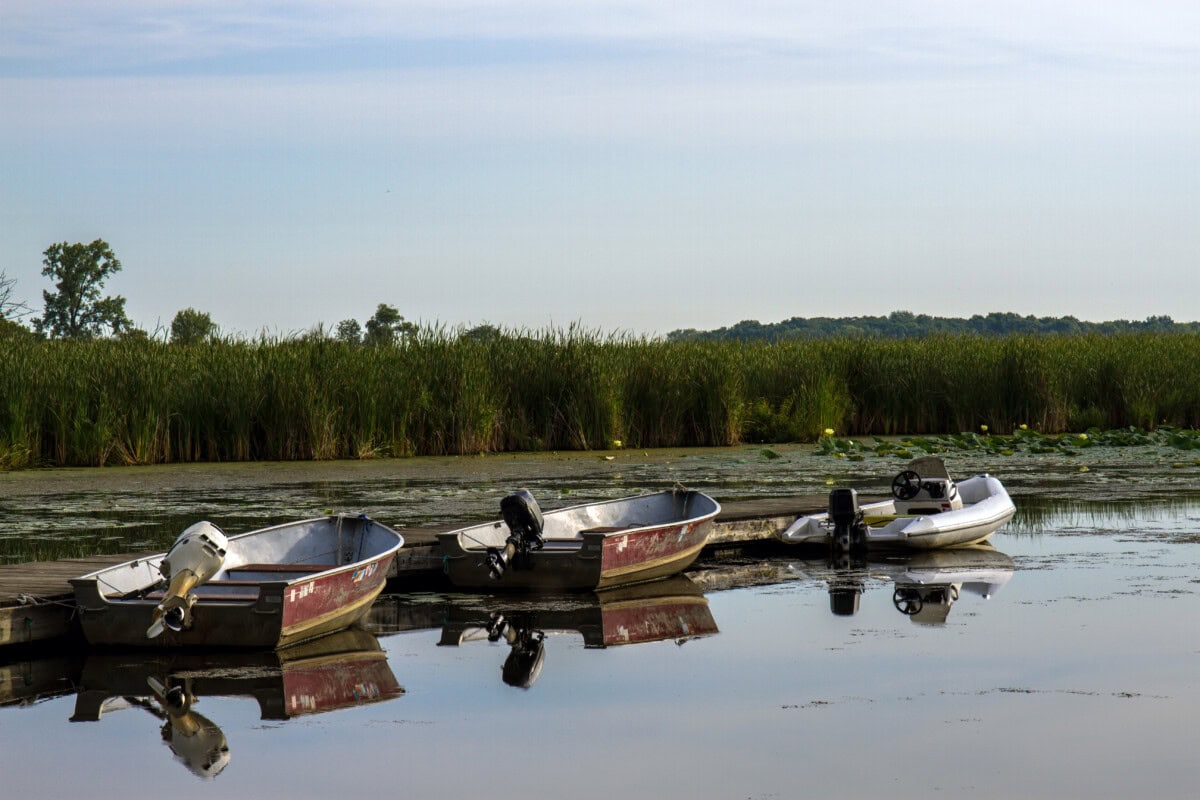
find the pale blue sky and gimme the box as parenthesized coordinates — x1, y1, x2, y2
(2, 2, 1197, 336)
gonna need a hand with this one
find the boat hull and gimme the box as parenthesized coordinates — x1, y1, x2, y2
(439, 490, 720, 591)
(71, 515, 403, 649)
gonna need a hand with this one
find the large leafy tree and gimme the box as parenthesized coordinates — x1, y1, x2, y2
(363, 303, 416, 346)
(35, 239, 132, 339)
(335, 318, 362, 344)
(170, 307, 217, 344)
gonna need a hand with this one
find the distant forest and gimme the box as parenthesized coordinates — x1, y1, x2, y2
(667, 312, 1198, 341)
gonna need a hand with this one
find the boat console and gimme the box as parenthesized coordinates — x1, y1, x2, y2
(891, 456, 963, 515)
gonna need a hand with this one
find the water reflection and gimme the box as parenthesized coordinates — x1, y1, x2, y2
(1009, 494, 1200, 542)
(369, 576, 719, 688)
(0, 651, 83, 708)
(786, 545, 1015, 623)
(9, 489, 1200, 800)
(66, 629, 403, 779)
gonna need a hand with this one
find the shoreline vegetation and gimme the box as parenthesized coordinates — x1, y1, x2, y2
(3, 329, 1200, 469)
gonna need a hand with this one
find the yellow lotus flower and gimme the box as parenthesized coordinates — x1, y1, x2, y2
(980, 424, 989, 433)
(1019, 424, 1028, 431)
(1078, 433, 1088, 441)
(823, 428, 835, 436)
(611, 439, 623, 448)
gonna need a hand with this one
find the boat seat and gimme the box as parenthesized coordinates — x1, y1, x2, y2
(204, 579, 270, 586)
(540, 540, 585, 551)
(226, 563, 338, 574)
(191, 591, 261, 602)
(142, 586, 260, 602)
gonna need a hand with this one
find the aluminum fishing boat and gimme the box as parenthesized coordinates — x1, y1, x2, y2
(438, 489, 721, 591)
(71, 514, 404, 648)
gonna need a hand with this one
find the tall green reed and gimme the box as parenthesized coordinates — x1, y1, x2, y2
(3, 330, 1200, 467)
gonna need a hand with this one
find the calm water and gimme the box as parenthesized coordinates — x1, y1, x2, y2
(2, 449, 1200, 798)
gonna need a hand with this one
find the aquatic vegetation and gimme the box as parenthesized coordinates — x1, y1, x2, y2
(3, 330, 1200, 467)
(812, 426, 1200, 460)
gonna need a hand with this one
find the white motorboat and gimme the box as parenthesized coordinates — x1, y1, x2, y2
(778, 456, 1015, 550)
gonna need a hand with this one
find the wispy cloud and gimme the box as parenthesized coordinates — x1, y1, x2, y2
(4, 1, 1198, 77)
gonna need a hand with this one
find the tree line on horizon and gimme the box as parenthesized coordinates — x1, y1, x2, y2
(668, 311, 1197, 342)
(5, 239, 1193, 346)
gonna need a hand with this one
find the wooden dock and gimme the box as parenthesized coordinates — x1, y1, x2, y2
(0, 497, 819, 649)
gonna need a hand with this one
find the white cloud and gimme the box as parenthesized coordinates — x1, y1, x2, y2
(4, 1, 1199, 75)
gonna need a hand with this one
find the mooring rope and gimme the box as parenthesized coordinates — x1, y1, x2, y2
(15, 593, 76, 608)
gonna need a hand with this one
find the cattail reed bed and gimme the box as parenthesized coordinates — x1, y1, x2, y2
(2, 330, 1199, 469)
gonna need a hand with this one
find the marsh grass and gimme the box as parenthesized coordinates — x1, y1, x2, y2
(2, 329, 1199, 467)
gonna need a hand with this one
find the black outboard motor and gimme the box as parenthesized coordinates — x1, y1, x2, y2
(488, 489, 546, 579)
(828, 487, 868, 554)
(828, 584, 863, 617)
(501, 628, 546, 689)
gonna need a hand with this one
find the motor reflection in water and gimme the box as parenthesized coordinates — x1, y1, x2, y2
(67, 628, 404, 779)
(788, 544, 1015, 623)
(369, 575, 719, 689)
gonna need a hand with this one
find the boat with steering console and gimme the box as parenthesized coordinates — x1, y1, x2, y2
(778, 456, 1015, 550)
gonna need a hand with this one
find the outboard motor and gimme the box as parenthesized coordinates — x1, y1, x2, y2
(828, 488, 868, 554)
(147, 521, 229, 639)
(828, 585, 862, 617)
(501, 628, 546, 689)
(487, 489, 545, 579)
(147, 676, 231, 779)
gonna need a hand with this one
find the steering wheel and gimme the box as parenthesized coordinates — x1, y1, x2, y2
(893, 587, 923, 616)
(891, 470, 923, 501)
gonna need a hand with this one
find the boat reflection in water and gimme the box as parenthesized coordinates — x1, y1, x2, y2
(789, 544, 1015, 623)
(371, 575, 718, 689)
(68, 628, 403, 779)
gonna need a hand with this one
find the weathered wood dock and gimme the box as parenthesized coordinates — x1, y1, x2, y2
(0, 497, 819, 649)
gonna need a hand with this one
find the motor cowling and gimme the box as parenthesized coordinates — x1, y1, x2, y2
(147, 675, 231, 779)
(828, 586, 862, 617)
(828, 488, 867, 553)
(500, 489, 544, 541)
(489, 490, 545, 579)
(501, 629, 546, 689)
(147, 521, 228, 639)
